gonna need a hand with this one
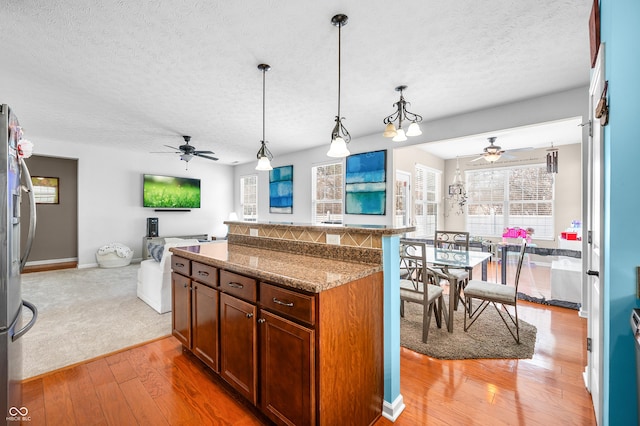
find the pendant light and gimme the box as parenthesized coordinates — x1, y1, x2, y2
(255, 63, 273, 171)
(382, 85, 423, 142)
(327, 14, 351, 158)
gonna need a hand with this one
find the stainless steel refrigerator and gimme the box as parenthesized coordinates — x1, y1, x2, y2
(1, 104, 38, 423)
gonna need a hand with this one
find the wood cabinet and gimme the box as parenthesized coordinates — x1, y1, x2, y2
(219, 292, 258, 404)
(260, 309, 314, 426)
(172, 255, 383, 426)
(171, 255, 219, 372)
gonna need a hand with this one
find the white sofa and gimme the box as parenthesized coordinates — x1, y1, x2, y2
(137, 238, 201, 314)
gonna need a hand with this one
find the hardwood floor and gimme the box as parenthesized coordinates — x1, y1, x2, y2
(21, 301, 595, 425)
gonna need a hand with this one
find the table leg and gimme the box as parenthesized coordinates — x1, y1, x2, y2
(447, 275, 456, 332)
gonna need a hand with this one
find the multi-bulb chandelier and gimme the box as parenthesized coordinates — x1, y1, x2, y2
(383, 85, 423, 142)
(255, 63, 274, 171)
(327, 14, 351, 158)
(446, 157, 467, 216)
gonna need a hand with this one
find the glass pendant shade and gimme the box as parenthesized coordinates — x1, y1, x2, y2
(406, 122, 422, 137)
(255, 155, 273, 171)
(383, 122, 397, 138)
(392, 128, 407, 142)
(484, 152, 501, 162)
(327, 136, 350, 157)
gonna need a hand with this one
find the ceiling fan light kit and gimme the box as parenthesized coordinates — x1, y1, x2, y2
(255, 63, 274, 171)
(327, 13, 351, 158)
(382, 85, 423, 142)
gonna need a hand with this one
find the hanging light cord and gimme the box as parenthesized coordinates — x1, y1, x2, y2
(337, 21, 342, 120)
(262, 66, 266, 143)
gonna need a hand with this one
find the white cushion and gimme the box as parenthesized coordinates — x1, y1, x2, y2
(463, 280, 516, 304)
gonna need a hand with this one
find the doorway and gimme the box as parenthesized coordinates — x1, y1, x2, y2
(20, 155, 78, 271)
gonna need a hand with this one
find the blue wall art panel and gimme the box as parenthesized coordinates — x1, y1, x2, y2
(345, 150, 386, 215)
(269, 165, 293, 214)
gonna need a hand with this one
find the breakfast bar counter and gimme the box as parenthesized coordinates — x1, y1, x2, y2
(170, 241, 382, 293)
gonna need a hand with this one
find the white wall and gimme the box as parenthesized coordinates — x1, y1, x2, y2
(33, 137, 234, 267)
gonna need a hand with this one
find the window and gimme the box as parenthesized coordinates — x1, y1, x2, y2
(240, 175, 257, 221)
(32, 176, 59, 204)
(312, 162, 343, 223)
(414, 165, 441, 237)
(466, 164, 554, 238)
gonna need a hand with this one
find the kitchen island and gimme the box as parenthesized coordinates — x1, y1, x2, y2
(171, 221, 413, 425)
(170, 244, 382, 425)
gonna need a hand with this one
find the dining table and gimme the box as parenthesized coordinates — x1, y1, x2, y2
(422, 246, 492, 333)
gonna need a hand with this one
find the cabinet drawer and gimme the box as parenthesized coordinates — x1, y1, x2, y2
(192, 262, 218, 287)
(172, 256, 190, 276)
(260, 283, 315, 326)
(220, 270, 257, 302)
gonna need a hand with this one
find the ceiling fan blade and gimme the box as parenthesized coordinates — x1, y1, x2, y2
(195, 153, 219, 161)
(150, 151, 178, 154)
(506, 146, 534, 153)
(470, 156, 485, 162)
(194, 150, 215, 155)
(164, 145, 181, 151)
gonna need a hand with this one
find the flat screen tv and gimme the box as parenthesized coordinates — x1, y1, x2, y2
(143, 174, 201, 209)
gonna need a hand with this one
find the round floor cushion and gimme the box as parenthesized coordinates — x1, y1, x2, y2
(96, 243, 133, 268)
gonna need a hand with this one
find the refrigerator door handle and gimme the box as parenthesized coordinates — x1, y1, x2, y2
(19, 157, 37, 272)
(12, 300, 38, 342)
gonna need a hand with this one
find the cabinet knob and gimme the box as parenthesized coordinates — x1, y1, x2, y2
(257, 318, 266, 324)
(183, 283, 187, 288)
(246, 313, 254, 319)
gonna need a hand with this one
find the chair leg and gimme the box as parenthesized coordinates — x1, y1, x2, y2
(400, 300, 404, 317)
(434, 296, 443, 329)
(422, 301, 434, 343)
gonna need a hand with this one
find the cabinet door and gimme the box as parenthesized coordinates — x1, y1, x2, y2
(260, 310, 315, 426)
(192, 283, 219, 372)
(219, 293, 258, 404)
(171, 272, 191, 348)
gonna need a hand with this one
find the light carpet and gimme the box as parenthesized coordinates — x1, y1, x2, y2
(20, 264, 171, 379)
(400, 300, 537, 360)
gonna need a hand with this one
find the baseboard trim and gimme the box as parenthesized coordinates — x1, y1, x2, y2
(22, 261, 78, 273)
(382, 394, 405, 422)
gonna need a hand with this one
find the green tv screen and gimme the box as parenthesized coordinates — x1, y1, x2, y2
(143, 174, 201, 209)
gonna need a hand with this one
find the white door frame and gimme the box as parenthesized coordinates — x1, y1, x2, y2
(584, 42, 605, 425)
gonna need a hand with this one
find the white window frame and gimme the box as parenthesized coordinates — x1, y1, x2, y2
(311, 161, 344, 224)
(240, 174, 258, 222)
(414, 164, 441, 237)
(465, 164, 555, 239)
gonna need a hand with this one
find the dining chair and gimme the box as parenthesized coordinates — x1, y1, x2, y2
(463, 240, 527, 343)
(433, 230, 471, 309)
(399, 239, 447, 341)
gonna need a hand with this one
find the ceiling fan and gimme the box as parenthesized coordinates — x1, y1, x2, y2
(470, 136, 531, 163)
(154, 135, 219, 163)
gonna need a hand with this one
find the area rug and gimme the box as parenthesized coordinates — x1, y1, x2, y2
(20, 264, 171, 379)
(400, 301, 537, 360)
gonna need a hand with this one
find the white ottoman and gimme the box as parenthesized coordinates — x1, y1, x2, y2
(96, 243, 133, 268)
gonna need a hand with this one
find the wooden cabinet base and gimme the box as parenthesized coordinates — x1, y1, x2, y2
(173, 259, 383, 426)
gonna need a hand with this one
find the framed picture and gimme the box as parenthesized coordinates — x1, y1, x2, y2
(31, 176, 60, 204)
(345, 150, 386, 215)
(269, 165, 293, 214)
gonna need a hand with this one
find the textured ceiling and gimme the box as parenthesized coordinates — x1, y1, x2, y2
(0, 1, 592, 165)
